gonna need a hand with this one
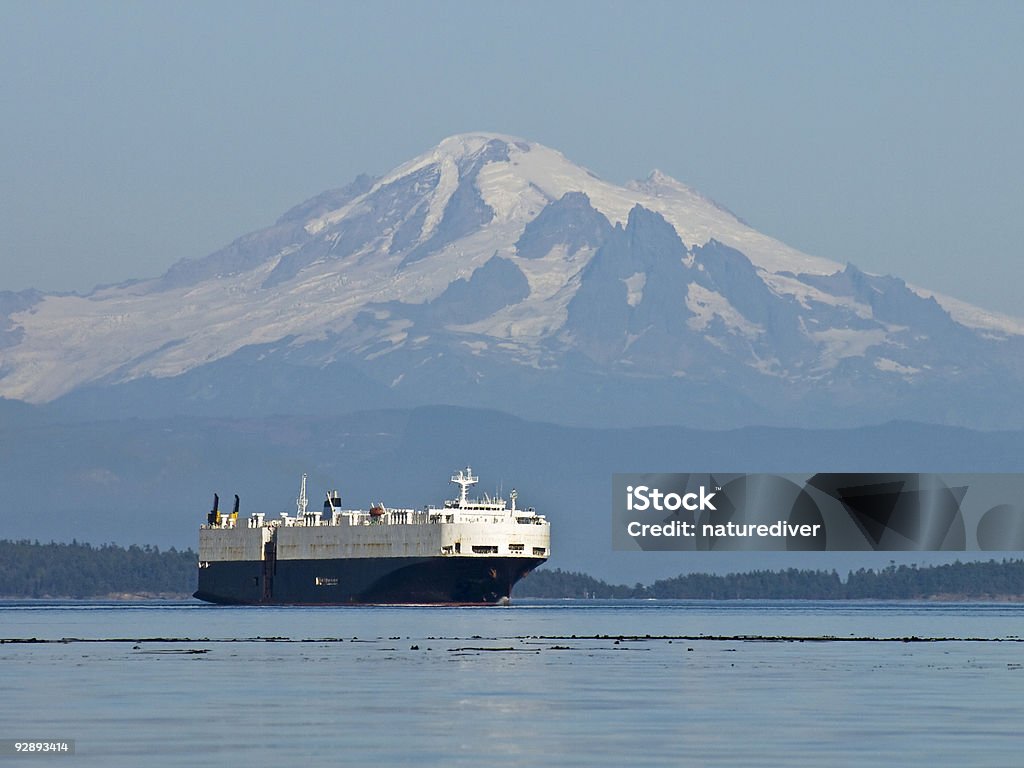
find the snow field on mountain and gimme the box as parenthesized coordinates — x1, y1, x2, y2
(2, 131, 1023, 411)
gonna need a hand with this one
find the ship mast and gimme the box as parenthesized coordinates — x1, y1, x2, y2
(296, 473, 308, 515)
(451, 466, 478, 507)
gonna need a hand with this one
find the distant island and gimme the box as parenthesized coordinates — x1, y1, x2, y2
(1, 539, 1022, 601)
(515, 562, 1024, 601)
(0, 540, 196, 599)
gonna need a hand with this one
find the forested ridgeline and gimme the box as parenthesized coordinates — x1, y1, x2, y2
(514, 561, 1024, 600)
(0, 539, 197, 598)
(2, 539, 1023, 600)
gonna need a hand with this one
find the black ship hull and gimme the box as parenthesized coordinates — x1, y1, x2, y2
(194, 555, 545, 606)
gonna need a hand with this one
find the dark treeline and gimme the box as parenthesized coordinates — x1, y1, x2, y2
(0, 539, 197, 598)
(3, 539, 1023, 600)
(515, 560, 1024, 600)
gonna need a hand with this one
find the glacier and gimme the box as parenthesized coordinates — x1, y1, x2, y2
(2, 132, 1022, 429)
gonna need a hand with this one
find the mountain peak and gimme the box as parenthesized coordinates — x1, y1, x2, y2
(433, 131, 531, 155)
(3, 132, 1023, 428)
(627, 168, 711, 204)
(383, 131, 534, 182)
(643, 168, 689, 190)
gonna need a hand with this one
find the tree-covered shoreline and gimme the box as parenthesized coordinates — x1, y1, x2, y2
(514, 560, 1024, 601)
(0, 539, 197, 599)
(2, 539, 1022, 601)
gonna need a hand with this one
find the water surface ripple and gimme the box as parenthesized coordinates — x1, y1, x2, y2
(1, 600, 1020, 767)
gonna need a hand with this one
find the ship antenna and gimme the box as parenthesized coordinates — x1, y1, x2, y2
(451, 465, 478, 507)
(296, 473, 308, 515)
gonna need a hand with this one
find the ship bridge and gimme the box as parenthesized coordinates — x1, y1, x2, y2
(440, 466, 533, 514)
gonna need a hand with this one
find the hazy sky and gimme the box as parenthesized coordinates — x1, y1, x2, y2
(2, 1, 1022, 316)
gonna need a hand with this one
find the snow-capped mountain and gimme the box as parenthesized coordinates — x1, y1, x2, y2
(2, 132, 1023, 428)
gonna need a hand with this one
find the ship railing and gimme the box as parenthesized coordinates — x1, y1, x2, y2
(200, 519, 239, 530)
(341, 508, 431, 526)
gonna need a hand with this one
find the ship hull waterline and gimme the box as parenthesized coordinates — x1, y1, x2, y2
(194, 555, 546, 606)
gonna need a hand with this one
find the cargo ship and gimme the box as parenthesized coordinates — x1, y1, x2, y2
(193, 467, 550, 605)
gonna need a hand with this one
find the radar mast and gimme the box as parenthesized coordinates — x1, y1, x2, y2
(451, 466, 478, 507)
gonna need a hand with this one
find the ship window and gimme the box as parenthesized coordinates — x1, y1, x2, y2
(472, 545, 499, 554)
(533, 547, 547, 556)
(454, 542, 461, 553)
(509, 544, 525, 553)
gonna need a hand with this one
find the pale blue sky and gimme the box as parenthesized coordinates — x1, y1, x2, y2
(2, 1, 1022, 316)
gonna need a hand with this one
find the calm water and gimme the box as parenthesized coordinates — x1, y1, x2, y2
(1, 600, 1021, 767)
